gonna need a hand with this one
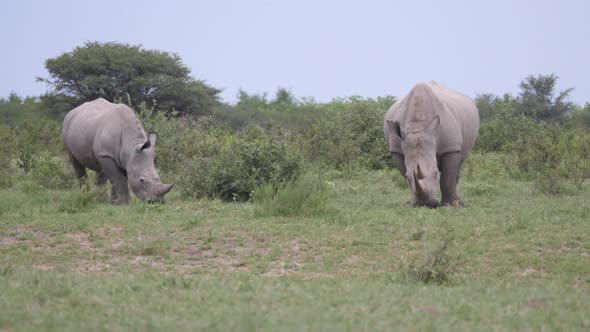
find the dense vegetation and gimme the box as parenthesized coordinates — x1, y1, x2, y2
(1, 71, 589, 199)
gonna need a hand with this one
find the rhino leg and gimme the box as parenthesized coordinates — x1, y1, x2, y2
(68, 153, 88, 189)
(391, 152, 407, 177)
(97, 156, 130, 205)
(439, 152, 463, 207)
(391, 152, 413, 204)
(95, 171, 109, 202)
(96, 171, 107, 186)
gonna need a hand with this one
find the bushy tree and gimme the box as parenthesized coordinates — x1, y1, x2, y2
(38, 41, 221, 117)
(515, 74, 575, 123)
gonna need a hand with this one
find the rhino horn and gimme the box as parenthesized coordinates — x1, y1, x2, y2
(416, 163, 426, 180)
(157, 183, 174, 197)
(413, 170, 426, 197)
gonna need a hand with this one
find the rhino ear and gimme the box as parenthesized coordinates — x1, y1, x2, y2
(388, 120, 404, 140)
(148, 132, 159, 147)
(137, 140, 151, 153)
(426, 115, 440, 132)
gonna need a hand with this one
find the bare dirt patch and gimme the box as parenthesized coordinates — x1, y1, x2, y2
(412, 304, 449, 314)
(66, 232, 94, 251)
(0, 236, 18, 246)
(32, 263, 54, 271)
(519, 267, 548, 277)
(525, 298, 551, 310)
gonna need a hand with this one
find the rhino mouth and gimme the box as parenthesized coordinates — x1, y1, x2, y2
(146, 197, 165, 204)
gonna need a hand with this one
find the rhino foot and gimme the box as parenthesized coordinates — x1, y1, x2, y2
(441, 199, 464, 208)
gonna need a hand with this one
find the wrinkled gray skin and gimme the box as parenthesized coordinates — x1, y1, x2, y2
(384, 82, 479, 207)
(63, 98, 174, 204)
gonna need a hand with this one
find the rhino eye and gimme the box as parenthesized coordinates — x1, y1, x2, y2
(139, 177, 146, 183)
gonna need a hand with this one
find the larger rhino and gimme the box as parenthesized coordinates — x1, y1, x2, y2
(63, 98, 174, 204)
(384, 82, 479, 207)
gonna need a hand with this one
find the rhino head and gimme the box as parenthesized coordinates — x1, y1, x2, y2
(127, 132, 174, 203)
(389, 116, 441, 208)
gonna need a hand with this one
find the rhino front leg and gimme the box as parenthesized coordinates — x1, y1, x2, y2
(439, 152, 463, 207)
(96, 171, 107, 186)
(391, 152, 407, 177)
(95, 171, 109, 202)
(97, 156, 130, 205)
(391, 153, 413, 205)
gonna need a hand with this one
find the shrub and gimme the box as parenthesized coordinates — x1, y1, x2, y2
(27, 152, 76, 190)
(301, 98, 393, 172)
(399, 240, 461, 285)
(180, 126, 303, 201)
(253, 176, 336, 217)
(13, 118, 63, 172)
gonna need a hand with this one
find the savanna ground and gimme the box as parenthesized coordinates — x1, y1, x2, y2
(1, 166, 589, 331)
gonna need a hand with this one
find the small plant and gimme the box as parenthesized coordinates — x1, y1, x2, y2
(399, 240, 461, 285)
(253, 176, 336, 217)
(533, 169, 561, 195)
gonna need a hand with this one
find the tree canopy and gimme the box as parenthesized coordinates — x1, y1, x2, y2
(515, 73, 575, 123)
(38, 41, 221, 117)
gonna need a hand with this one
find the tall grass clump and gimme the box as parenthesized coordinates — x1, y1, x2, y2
(253, 176, 336, 217)
(57, 186, 98, 213)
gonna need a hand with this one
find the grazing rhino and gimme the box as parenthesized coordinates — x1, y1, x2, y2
(384, 82, 479, 207)
(63, 98, 174, 204)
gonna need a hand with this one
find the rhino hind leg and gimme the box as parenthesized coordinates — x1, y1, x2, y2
(97, 156, 130, 205)
(439, 152, 464, 207)
(68, 153, 88, 188)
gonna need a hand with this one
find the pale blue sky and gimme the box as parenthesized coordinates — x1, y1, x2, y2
(1, 0, 589, 104)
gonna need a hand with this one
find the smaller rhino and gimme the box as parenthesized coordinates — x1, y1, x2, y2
(63, 98, 174, 204)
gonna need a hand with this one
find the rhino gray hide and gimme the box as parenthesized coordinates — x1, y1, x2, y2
(384, 82, 479, 207)
(63, 98, 174, 204)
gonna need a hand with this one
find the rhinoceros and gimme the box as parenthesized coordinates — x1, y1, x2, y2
(63, 98, 174, 204)
(384, 82, 479, 207)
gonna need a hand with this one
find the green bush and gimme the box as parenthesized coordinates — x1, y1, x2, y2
(180, 126, 303, 201)
(13, 118, 63, 172)
(301, 98, 392, 172)
(27, 152, 77, 190)
(253, 176, 336, 217)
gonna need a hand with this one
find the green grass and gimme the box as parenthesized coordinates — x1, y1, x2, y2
(1, 170, 589, 331)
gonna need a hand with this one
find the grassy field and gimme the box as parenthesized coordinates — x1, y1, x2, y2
(1, 169, 589, 331)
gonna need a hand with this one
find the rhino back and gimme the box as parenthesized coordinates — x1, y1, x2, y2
(63, 98, 147, 171)
(384, 82, 479, 158)
(429, 83, 479, 159)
